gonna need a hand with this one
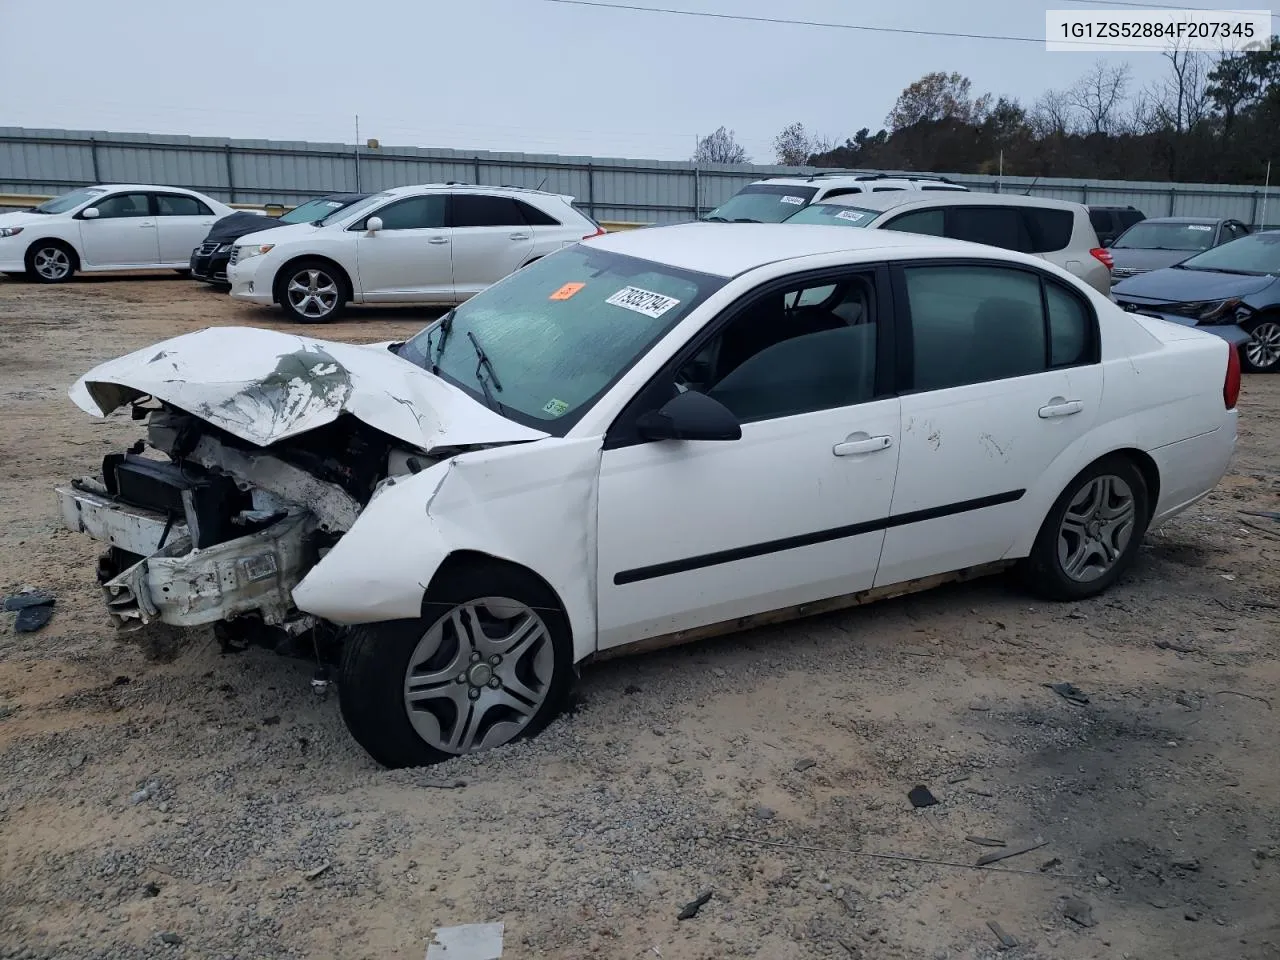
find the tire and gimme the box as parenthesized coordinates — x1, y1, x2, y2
(275, 258, 347, 323)
(1019, 455, 1150, 601)
(1240, 316, 1280, 373)
(25, 240, 76, 284)
(338, 560, 574, 768)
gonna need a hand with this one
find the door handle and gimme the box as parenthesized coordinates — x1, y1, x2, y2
(428, 237, 450, 245)
(833, 433, 894, 457)
(509, 233, 531, 241)
(1039, 398, 1083, 418)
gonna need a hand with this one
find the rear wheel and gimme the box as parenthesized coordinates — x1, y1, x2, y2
(1020, 455, 1150, 601)
(1240, 317, 1280, 373)
(275, 258, 347, 323)
(338, 561, 574, 768)
(26, 241, 76, 283)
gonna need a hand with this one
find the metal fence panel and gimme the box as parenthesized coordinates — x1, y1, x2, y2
(0, 126, 1276, 228)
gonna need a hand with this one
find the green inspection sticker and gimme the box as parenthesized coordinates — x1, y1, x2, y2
(542, 398, 570, 417)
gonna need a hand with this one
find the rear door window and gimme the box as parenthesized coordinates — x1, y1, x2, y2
(881, 209, 945, 237)
(451, 194, 527, 228)
(514, 199, 561, 226)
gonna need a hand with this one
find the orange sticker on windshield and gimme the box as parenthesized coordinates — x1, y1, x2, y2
(550, 282, 586, 301)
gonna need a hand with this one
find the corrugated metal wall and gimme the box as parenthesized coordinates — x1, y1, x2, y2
(2, 126, 1276, 227)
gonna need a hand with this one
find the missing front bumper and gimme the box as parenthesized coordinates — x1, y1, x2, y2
(56, 485, 315, 629)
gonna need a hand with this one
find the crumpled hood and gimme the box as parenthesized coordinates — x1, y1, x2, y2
(70, 326, 549, 450)
(1112, 267, 1277, 303)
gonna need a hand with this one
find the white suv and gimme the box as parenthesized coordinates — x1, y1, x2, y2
(703, 173, 968, 224)
(227, 184, 604, 321)
(783, 191, 1113, 295)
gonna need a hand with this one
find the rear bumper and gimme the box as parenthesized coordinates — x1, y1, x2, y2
(56, 484, 314, 628)
(1148, 418, 1238, 526)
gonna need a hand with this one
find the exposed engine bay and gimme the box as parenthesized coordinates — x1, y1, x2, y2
(57, 401, 443, 641)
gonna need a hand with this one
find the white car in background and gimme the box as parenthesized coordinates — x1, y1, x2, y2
(60, 224, 1237, 767)
(703, 172, 969, 224)
(783, 191, 1114, 295)
(226, 184, 605, 322)
(0, 184, 233, 282)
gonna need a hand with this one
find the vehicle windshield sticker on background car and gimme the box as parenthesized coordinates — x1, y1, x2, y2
(780, 195, 806, 205)
(604, 286, 681, 319)
(1188, 225, 1213, 231)
(549, 282, 586, 301)
(835, 210, 867, 222)
(541, 398, 570, 417)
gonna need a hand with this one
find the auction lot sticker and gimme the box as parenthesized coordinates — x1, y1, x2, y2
(605, 286, 681, 319)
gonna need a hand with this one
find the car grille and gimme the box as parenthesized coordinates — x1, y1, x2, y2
(1111, 266, 1149, 279)
(228, 246, 240, 265)
(197, 242, 219, 256)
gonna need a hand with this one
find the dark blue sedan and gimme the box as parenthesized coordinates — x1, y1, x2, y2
(1111, 231, 1280, 372)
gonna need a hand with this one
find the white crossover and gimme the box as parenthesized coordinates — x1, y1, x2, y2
(58, 224, 1238, 767)
(225, 183, 605, 322)
(0, 184, 233, 282)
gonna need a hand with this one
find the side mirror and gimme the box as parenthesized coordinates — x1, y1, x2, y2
(366, 216, 383, 234)
(82, 207, 100, 220)
(635, 390, 741, 442)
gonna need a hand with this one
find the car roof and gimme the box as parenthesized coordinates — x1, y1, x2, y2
(587, 221, 1020, 278)
(87, 184, 210, 195)
(1137, 216, 1224, 225)
(748, 175, 959, 188)
(813, 191, 1085, 214)
(381, 183, 570, 200)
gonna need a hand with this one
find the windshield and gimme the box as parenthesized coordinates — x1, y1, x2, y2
(33, 187, 106, 214)
(398, 246, 726, 433)
(320, 192, 390, 226)
(784, 203, 879, 228)
(1113, 221, 1217, 251)
(1176, 233, 1280, 276)
(281, 197, 353, 224)
(704, 185, 819, 223)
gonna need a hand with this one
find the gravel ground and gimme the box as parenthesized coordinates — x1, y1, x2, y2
(2, 273, 1279, 960)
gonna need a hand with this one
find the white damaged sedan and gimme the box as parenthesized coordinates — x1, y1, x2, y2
(58, 224, 1239, 767)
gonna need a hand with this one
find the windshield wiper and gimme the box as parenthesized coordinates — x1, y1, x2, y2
(422, 309, 456, 374)
(732, 217, 761, 223)
(701, 215, 729, 222)
(467, 330, 505, 413)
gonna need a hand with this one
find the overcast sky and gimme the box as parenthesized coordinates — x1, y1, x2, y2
(0, 0, 1255, 162)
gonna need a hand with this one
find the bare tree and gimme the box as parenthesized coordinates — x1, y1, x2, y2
(1067, 60, 1131, 134)
(1148, 44, 1211, 133)
(693, 126, 749, 165)
(1029, 88, 1076, 137)
(774, 122, 813, 166)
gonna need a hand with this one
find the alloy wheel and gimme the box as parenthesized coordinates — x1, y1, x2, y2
(402, 597, 556, 754)
(1245, 321, 1280, 371)
(33, 247, 71, 281)
(1056, 474, 1137, 583)
(286, 268, 339, 319)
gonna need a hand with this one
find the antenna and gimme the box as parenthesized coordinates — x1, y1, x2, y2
(1022, 175, 1040, 197)
(535, 175, 549, 191)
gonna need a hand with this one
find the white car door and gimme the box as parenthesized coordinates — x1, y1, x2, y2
(153, 192, 219, 263)
(354, 194, 454, 302)
(77, 191, 160, 266)
(874, 261, 1104, 588)
(595, 268, 901, 650)
(448, 194, 536, 298)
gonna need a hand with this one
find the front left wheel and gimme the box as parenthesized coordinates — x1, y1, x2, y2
(26, 241, 76, 283)
(276, 259, 347, 323)
(338, 561, 574, 768)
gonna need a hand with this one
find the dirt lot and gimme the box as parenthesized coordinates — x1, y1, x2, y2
(1, 273, 1279, 960)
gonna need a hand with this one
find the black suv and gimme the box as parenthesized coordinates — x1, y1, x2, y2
(189, 193, 369, 286)
(1088, 205, 1146, 247)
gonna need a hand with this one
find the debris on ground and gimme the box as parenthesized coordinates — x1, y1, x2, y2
(965, 836, 1006, 848)
(1040, 856, 1063, 872)
(753, 804, 776, 821)
(304, 862, 332, 881)
(1239, 509, 1280, 521)
(907, 785, 939, 808)
(987, 920, 1018, 949)
(1045, 681, 1090, 705)
(976, 838, 1048, 867)
(157, 932, 183, 946)
(1156, 640, 1199, 654)
(3, 588, 55, 632)
(1062, 897, 1097, 928)
(426, 922, 505, 959)
(677, 891, 714, 920)
(793, 758, 817, 772)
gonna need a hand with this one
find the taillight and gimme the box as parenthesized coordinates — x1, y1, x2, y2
(1224, 342, 1241, 410)
(1091, 247, 1114, 270)
(583, 226, 606, 240)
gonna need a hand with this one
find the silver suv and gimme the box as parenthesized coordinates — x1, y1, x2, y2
(783, 191, 1112, 295)
(703, 172, 968, 224)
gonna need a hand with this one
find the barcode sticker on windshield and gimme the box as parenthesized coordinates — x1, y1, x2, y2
(780, 195, 806, 205)
(835, 210, 866, 222)
(1187, 225, 1213, 231)
(605, 286, 681, 319)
